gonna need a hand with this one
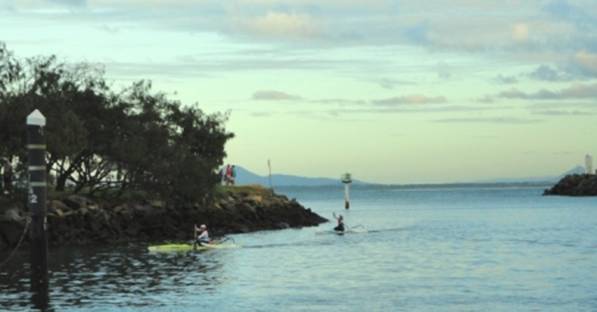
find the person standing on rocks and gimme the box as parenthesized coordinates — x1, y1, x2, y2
(225, 164, 232, 186)
(218, 167, 224, 185)
(231, 165, 236, 186)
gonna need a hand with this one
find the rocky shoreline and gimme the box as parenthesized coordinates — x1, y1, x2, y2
(543, 174, 597, 196)
(0, 186, 327, 251)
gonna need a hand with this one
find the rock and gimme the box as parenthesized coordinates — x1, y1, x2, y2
(133, 204, 153, 216)
(275, 222, 290, 229)
(149, 200, 165, 208)
(125, 224, 140, 236)
(90, 219, 102, 232)
(63, 195, 94, 210)
(245, 194, 263, 204)
(49, 200, 70, 212)
(1, 207, 24, 223)
(544, 174, 597, 196)
(55, 209, 64, 217)
(113, 204, 128, 214)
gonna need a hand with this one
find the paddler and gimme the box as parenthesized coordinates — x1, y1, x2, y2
(194, 224, 211, 246)
(333, 213, 345, 232)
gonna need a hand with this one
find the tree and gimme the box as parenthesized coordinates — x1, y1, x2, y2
(0, 43, 234, 204)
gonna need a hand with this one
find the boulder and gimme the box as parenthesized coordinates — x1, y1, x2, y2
(63, 195, 94, 210)
(48, 200, 69, 217)
(49, 200, 70, 211)
(275, 222, 290, 229)
(133, 204, 153, 216)
(1, 207, 25, 223)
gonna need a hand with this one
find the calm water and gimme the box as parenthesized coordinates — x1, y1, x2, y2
(2, 184, 597, 311)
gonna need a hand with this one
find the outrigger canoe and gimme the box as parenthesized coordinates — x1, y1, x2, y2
(315, 227, 368, 235)
(148, 242, 238, 252)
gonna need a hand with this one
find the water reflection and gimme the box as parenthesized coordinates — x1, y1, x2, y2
(0, 245, 228, 311)
(31, 284, 49, 312)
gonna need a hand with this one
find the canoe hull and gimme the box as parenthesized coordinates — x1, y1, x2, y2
(148, 243, 236, 252)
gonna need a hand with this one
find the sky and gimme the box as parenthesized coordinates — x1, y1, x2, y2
(1, 0, 596, 184)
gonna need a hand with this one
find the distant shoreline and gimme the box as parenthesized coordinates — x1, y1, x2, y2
(263, 181, 555, 189)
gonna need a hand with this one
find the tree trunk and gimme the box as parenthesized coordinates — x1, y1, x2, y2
(55, 174, 67, 192)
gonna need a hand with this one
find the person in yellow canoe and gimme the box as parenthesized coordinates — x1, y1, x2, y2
(194, 224, 211, 246)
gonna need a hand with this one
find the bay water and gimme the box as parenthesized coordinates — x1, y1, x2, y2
(1, 184, 597, 311)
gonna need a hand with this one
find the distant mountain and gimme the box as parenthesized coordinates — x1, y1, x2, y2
(232, 166, 367, 187)
(559, 165, 586, 177)
(476, 165, 587, 184)
(229, 165, 588, 187)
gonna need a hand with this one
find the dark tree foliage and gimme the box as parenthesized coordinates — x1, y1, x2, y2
(0, 43, 234, 203)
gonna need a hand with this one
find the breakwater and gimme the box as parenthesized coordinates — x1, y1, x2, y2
(543, 174, 597, 196)
(0, 186, 327, 251)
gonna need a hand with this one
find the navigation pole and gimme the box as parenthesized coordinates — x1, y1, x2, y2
(27, 109, 48, 308)
(341, 173, 352, 210)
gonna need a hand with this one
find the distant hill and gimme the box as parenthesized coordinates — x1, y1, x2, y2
(228, 165, 588, 187)
(558, 165, 586, 177)
(476, 165, 586, 184)
(231, 166, 367, 187)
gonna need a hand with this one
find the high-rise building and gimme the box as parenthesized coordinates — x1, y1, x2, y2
(586, 154, 593, 174)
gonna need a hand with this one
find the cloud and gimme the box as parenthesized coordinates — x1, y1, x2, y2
(435, 62, 452, 80)
(250, 111, 275, 117)
(311, 98, 366, 105)
(403, 22, 430, 45)
(493, 74, 518, 84)
(241, 12, 320, 39)
(543, 0, 596, 31)
(373, 77, 416, 89)
(88, 0, 207, 7)
(434, 117, 542, 124)
(6, 0, 597, 56)
(49, 0, 87, 6)
(497, 83, 597, 100)
(475, 95, 495, 103)
(512, 23, 529, 42)
(573, 50, 597, 76)
(252, 90, 302, 101)
(102, 52, 362, 80)
(371, 95, 447, 106)
(528, 65, 572, 82)
(320, 104, 504, 117)
(530, 109, 595, 116)
(98, 24, 120, 34)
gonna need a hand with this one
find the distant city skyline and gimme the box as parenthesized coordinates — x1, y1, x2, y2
(1, 0, 596, 184)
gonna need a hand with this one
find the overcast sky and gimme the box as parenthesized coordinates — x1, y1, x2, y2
(1, 0, 596, 183)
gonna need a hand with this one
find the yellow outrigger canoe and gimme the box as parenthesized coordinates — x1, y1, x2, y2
(148, 242, 238, 252)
